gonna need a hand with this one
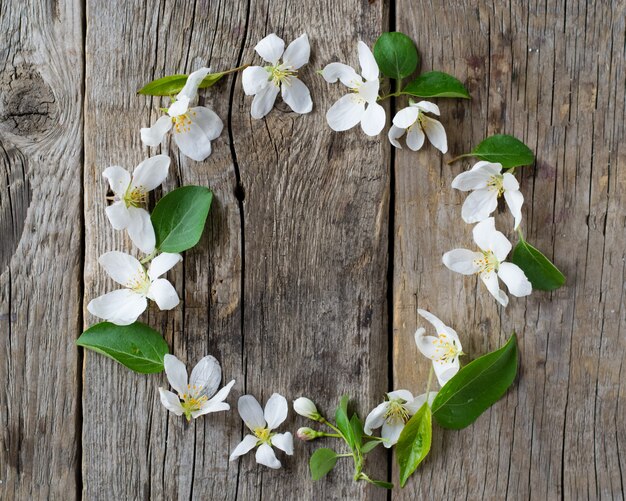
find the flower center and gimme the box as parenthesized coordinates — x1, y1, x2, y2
(487, 174, 505, 195)
(473, 250, 500, 274)
(178, 384, 208, 420)
(125, 269, 151, 295)
(124, 186, 147, 208)
(384, 399, 410, 424)
(171, 111, 196, 134)
(253, 426, 273, 444)
(268, 64, 297, 85)
(431, 333, 462, 364)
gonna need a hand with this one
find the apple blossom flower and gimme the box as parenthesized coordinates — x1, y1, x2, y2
(451, 161, 524, 229)
(442, 217, 532, 306)
(364, 390, 437, 448)
(242, 33, 313, 119)
(159, 354, 235, 421)
(322, 41, 386, 136)
(229, 393, 293, 469)
(87, 251, 182, 325)
(140, 67, 223, 161)
(388, 100, 447, 153)
(293, 397, 320, 420)
(414, 309, 463, 386)
(102, 155, 170, 254)
(296, 427, 321, 441)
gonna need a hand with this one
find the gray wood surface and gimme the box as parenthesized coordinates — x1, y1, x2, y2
(1, 0, 625, 499)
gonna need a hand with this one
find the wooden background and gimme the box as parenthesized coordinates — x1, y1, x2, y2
(1, 0, 624, 499)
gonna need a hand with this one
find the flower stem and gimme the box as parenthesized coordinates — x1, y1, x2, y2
(377, 91, 403, 101)
(221, 63, 250, 75)
(425, 365, 434, 395)
(140, 250, 157, 265)
(319, 417, 342, 435)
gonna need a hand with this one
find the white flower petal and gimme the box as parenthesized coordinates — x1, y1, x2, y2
(189, 355, 222, 398)
(126, 207, 156, 254)
(387, 389, 414, 403)
(321, 63, 362, 87)
(417, 309, 449, 337)
(381, 421, 404, 448)
(282, 33, 310, 69)
(472, 161, 503, 175)
(498, 262, 532, 297)
(357, 41, 378, 81)
(414, 328, 440, 360)
(415, 100, 440, 115)
(451, 168, 493, 191)
(393, 107, 420, 129)
(191, 401, 230, 418)
(98, 251, 144, 286)
(326, 94, 365, 131)
(461, 189, 498, 224)
(148, 252, 182, 281)
(472, 217, 511, 260)
(178, 67, 210, 101)
(281, 77, 312, 114)
(87, 289, 147, 325)
(242, 66, 270, 95)
(360, 102, 386, 136)
(433, 358, 460, 386)
(238, 395, 266, 430)
(159, 388, 184, 416)
(442, 249, 482, 275)
(264, 393, 288, 430)
(102, 166, 131, 198)
(481, 270, 509, 306)
(168, 96, 190, 117)
(190, 106, 224, 141)
(408, 391, 438, 413)
(173, 125, 213, 161)
(406, 126, 425, 151)
(502, 172, 520, 191)
(255, 443, 281, 469)
(421, 116, 448, 153)
(140, 116, 173, 147)
(163, 354, 189, 394)
(271, 432, 294, 455)
(131, 155, 170, 192)
(255, 33, 285, 64)
(364, 401, 388, 434)
(388, 125, 405, 148)
(147, 278, 180, 310)
(358, 79, 380, 104)
(105, 201, 131, 231)
(250, 82, 280, 119)
(206, 379, 236, 405)
(504, 188, 524, 230)
(229, 435, 258, 461)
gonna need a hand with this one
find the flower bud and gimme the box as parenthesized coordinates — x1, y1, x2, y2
(296, 427, 320, 441)
(293, 397, 321, 420)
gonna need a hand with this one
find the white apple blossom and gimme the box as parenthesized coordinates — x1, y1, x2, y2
(388, 100, 448, 153)
(414, 309, 463, 386)
(102, 155, 170, 254)
(229, 393, 293, 469)
(293, 397, 320, 420)
(451, 161, 524, 229)
(322, 41, 386, 136)
(242, 33, 313, 119)
(87, 251, 181, 325)
(442, 217, 532, 307)
(159, 354, 235, 421)
(364, 390, 437, 448)
(141, 67, 223, 161)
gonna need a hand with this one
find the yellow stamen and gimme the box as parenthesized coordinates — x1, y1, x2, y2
(384, 399, 410, 424)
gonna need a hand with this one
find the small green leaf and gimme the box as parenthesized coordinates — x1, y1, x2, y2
(396, 402, 432, 487)
(370, 479, 394, 489)
(138, 72, 225, 96)
(373, 32, 419, 80)
(432, 334, 518, 429)
(462, 134, 534, 168)
(309, 448, 339, 480)
(151, 186, 213, 253)
(510, 238, 565, 291)
(361, 440, 382, 453)
(350, 414, 364, 450)
(335, 395, 353, 447)
(76, 322, 169, 373)
(402, 71, 470, 99)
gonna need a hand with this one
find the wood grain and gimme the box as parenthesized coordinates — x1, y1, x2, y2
(0, 0, 83, 499)
(392, 1, 626, 499)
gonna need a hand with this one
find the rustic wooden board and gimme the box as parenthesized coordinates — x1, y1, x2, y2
(0, 0, 83, 499)
(392, 1, 626, 499)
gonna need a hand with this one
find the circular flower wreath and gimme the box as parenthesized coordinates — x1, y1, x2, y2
(77, 31, 565, 489)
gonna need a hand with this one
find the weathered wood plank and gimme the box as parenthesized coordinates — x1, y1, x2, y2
(392, 0, 626, 499)
(0, 0, 83, 498)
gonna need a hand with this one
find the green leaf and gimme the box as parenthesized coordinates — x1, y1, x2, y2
(309, 448, 338, 481)
(138, 72, 224, 96)
(370, 479, 394, 489)
(402, 71, 470, 99)
(463, 134, 535, 168)
(396, 402, 432, 487)
(510, 237, 565, 291)
(335, 395, 354, 447)
(76, 322, 169, 373)
(350, 414, 364, 450)
(432, 334, 518, 429)
(373, 32, 419, 80)
(361, 440, 382, 454)
(151, 186, 213, 253)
